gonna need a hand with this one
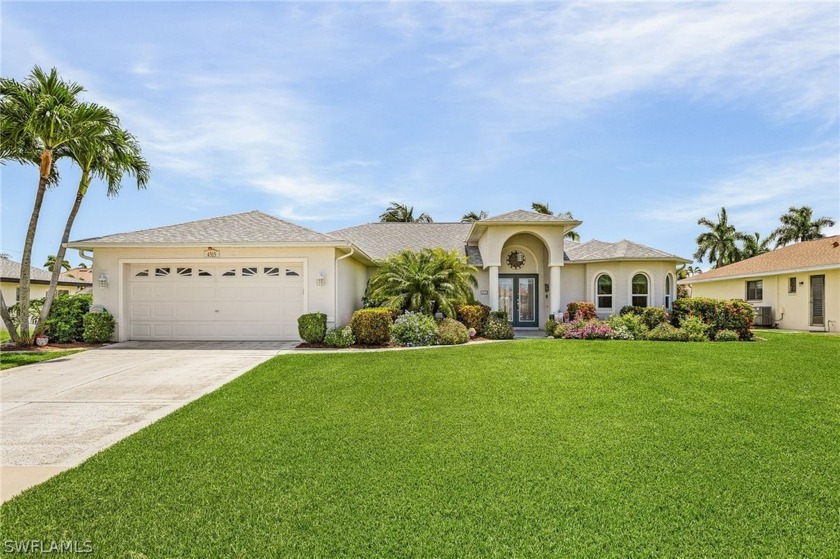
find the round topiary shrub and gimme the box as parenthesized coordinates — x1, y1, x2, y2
(482, 316, 514, 340)
(297, 312, 327, 343)
(324, 326, 355, 348)
(437, 318, 469, 345)
(391, 312, 438, 347)
(350, 308, 395, 345)
(714, 329, 740, 342)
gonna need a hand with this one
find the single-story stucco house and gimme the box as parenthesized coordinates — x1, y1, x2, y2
(67, 209, 689, 342)
(680, 235, 839, 332)
(1, 258, 92, 313)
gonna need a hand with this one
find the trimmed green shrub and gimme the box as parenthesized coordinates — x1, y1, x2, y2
(671, 297, 754, 340)
(350, 308, 394, 345)
(83, 311, 115, 343)
(437, 318, 469, 345)
(482, 316, 514, 340)
(297, 312, 327, 343)
(714, 329, 740, 342)
(390, 312, 438, 347)
(607, 313, 648, 340)
(645, 323, 688, 342)
(455, 304, 490, 331)
(620, 305, 669, 329)
(544, 318, 558, 337)
(567, 301, 597, 320)
(44, 293, 92, 343)
(324, 326, 355, 348)
(681, 315, 710, 342)
(490, 310, 509, 321)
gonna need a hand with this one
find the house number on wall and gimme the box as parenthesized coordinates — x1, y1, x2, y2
(204, 249, 220, 258)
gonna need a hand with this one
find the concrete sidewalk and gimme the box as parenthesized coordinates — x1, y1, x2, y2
(1, 341, 293, 502)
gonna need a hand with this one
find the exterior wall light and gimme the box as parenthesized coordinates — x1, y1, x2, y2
(316, 270, 327, 287)
(98, 272, 110, 288)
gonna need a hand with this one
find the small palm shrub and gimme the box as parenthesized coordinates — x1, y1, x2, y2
(567, 302, 597, 320)
(297, 312, 327, 343)
(645, 323, 688, 342)
(714, 329, 740, 342)
(391, 312, 438, 347)
(608, 313, 648, 340)
(681, 315, 710, 342)
(83, 311, 115, 343)
(455, 304, 490, 331)
(482, 316, 514, 340)
(437, 318, 469, 345)
(350, 308, 394, 345)
(324, 326, 355, 348)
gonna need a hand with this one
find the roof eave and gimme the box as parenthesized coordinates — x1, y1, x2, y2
(466, 219, 583, 243)
(567, 256, 691, 264)
(679, 263, 840, 284)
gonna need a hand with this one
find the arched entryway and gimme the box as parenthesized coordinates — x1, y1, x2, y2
(497, 234, 548, 328)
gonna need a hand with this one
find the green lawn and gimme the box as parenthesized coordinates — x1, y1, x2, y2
(0, 349, 83, 370)
(1, 333, 838, 558)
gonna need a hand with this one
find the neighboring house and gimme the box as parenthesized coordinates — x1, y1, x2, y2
(65, 267, 93, 284)
(0, 258, 92, 312)
(67, 209, 688, 342)
(679, 236, 839, 332)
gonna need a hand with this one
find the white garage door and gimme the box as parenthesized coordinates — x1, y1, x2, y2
(128, 263, 305, 341)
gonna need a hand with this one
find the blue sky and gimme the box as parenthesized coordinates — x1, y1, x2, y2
(2, 1, 838, 270)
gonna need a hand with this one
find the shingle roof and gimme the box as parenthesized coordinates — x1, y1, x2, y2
(685, 236, 840, 283)
(0, 259, 91, 285)
(329, 222, 482, 265)
(71, 211, 337, 244)
(483, 209, 575, 223)
(565, 239, 687, 262)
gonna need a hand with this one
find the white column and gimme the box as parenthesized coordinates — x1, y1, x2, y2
(488, 266, 499, 311)
(549, 265, 561, 317)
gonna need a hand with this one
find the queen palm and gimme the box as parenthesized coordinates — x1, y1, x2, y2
(461, 210, 488, 223)
(368, 248, 478, 317)
(768, 206, 836, 248)
(36, 125, 149, 331)
(0, 66, 112, 343)
(738, 232, 771, 260)
(44, 255, 71, 272)
(694, 207, 741, 268)
(379, 202, 433, 223)
(530, 201, 580, 241)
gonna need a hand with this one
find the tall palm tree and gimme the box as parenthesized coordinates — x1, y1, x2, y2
(737, 232, 771, 260)
(676, 264, 702, 280)
(0, 66, 110, 343)
(768, 206, 836, 248)
(461, 210, 488, 223)
(379, 202, 433, 223)
(44, 255, 71, 272)
(36, 126, 149, 330)
(530, 201, 580, 241)
(694, 207, 741, 268)
(368, 248, 478, 317)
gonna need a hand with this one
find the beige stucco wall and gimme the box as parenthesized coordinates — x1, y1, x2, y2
(583, 261, 678, 319)
(91, 246, 350, 341)
(689, 268, 840, 331)
(335, 253, 368, 327)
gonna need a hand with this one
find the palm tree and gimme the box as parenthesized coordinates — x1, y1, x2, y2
(676, 264, 702, 280)
(36, 125, 149, 330)
(379, 202, 433, 223)
(694, 207, 741, 268)
(76, 262, 88, 269)
(44, 255, 71, 272)
(768, 206, 836, 248)
(0, 66, 110, 343)
(530, 201, 580, 241)
(737, 232, 771, 260)
(367, 248, 478, 317)
(461, 210, 488, 223)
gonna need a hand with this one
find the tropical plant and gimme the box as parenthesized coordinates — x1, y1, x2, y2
(693, 207, 741, 268)
(737, 232, 771, 260)
(461, 210, 488, 223)
(0, 66, 111, 344)
(768, 206, 836, 248)
(44, 255, 71, 272)
(676, 264, 702, 280)
(379, 201, 433, 223)
(390, 312, 439, 347)
(367, 248, 478, 317)
(530, 201, 580, 241)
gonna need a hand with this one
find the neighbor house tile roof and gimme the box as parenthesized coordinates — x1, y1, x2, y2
(565, 239, 687, 262)
(0, 259, 91, 286)
(684, 236, 840, 283)
(71, 211, 337, 244)
(329, 222, 483, 266)
(483, 209, 576, 223)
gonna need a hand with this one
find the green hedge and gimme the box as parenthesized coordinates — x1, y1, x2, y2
(298, 313, 327, 343)
(455, 304, 490, 332)
(83, 311, 115, 343)
(671, 297, 754, 340)
(44, 293, 92, 343)
(619, 305, 670, 330)
(324, 326, 354, 348)
(350, 308, 395, 345)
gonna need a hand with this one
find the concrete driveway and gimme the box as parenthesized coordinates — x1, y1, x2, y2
(1, 341, 294, 502)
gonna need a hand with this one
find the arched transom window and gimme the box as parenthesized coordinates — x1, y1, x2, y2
(596, 274, 613, 309)
(632, 273, 650, 308)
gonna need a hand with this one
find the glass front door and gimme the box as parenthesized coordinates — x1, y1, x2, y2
(499, 274, 539, 327)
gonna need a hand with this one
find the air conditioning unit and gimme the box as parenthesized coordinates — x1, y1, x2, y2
(753, 306, 774, 327)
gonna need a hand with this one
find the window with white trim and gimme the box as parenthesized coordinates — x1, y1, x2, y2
(596, 274, 612, 309)
(788, 277, 796, 294)
(665, 274, 673, 309)
(631, 273, 649, 307)
(746, 280, 763, 301)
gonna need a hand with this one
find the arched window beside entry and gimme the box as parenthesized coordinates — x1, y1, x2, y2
(665, 273, 674, 309)
(596, 274, 613, 309)
(631, 273, 650, 307)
